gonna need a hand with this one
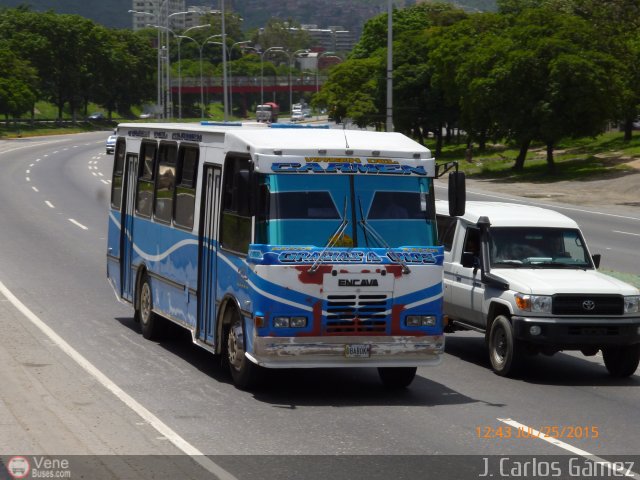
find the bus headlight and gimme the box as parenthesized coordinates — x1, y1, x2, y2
(406, 315, 437, 327)
(515, 293, 552, 313)
(273, 316, 308, 328)
(624, 296, 640, 314)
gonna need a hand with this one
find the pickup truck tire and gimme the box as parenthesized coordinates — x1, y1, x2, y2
(378, 367, 417, 388)
(602, 345, 640, 378)
(488, 315, 523, 377)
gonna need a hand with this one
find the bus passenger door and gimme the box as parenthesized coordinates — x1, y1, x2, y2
(198, 166, 222, 345)
(120, 153, 138, 302)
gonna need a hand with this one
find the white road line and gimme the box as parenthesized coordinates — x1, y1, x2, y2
(101, 179, 110, 185)
(613, 230, 640, 237)
(0, 280, 238, 480)
(32, 187, 39, 192)
(26, 177, 30, 182)
(68, 219, 89, 230)
(29, 163, 34, 167)
(434, 184, 640, 221)
(45, 201, 54, 209)
(26, 169, 30, 174)
(498, 418, 640, 478)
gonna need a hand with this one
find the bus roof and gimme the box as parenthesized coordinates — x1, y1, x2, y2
(116, 122, 432, 159)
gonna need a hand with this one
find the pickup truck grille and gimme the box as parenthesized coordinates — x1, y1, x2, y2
(324, 294, 389, 334)
(552, 295, 624, 315)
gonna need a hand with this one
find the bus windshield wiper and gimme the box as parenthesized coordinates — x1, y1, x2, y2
(308, 197, 349, 274)
(358, 201, 411, 275)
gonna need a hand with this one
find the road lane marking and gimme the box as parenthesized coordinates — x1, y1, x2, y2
(45, 201, 54, 209)
(26, 177, 30, 182)
(435, 184, 640, 222)
(0, 280, 239, 480)
(498, 418, 640, 478)
(32, 187, 38, 192)
(613, 230, 640, 237)
(68, 219, 88, 230)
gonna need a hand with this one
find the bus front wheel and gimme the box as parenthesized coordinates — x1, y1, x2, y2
(377, 367, 417, 388)
(226, 313, 259, 389)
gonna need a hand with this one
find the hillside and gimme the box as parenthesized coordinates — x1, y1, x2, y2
(0, 0, 497, 32)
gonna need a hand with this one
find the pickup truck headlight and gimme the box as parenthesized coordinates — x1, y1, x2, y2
(515, 293, 552, 313)
(624, 296, 640, 314)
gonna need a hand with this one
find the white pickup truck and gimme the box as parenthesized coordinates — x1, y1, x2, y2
(436, 200, 640, 377)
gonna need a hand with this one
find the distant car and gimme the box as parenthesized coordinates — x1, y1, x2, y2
(139, 112, 152, 119)
(291, 111, 305, 122)
(88, 112, 105, 120)
(106, 135, 116, 154)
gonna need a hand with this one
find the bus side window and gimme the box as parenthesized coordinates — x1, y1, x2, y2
(220, 154, 252, 254)
(136, 140, 157, 218)
(110, 138, 126, 209)
(174, 144, 199, 230)
(153, 141, 178, 224)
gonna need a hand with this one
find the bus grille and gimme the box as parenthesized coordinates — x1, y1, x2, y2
(324, 294, 389, 335)
(552, 295, 624, 316)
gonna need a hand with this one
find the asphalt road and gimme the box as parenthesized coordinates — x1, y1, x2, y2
(0, 132, 638, 480)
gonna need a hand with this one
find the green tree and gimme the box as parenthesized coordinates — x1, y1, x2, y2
(313, 57, 380, 127)
(0, 44, 37, 120)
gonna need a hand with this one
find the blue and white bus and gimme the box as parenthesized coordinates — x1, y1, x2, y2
(107, 122, 465, 389)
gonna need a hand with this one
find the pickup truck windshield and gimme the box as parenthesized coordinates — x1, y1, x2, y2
(489, 227, 592, 268)
(255, 174, 436, 248)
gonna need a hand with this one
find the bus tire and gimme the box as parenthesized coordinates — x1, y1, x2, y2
(603, 344, 640, 378)
(488, 315, 523, 377)
(137, 274, 163, 340)
(377, 367, 417, 389)
(226, 312, 260, 389)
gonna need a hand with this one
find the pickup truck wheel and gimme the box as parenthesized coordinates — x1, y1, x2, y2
(225, 312, 260, 389)
(603, 345, 640, 378)
(488, 315, 522, 377)
(377, 367, 417, 388)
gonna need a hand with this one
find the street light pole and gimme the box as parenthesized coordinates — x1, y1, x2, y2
(386, 0, 394, 132)
(260, 46, 285, 107)
(290, 49, 310, 113)
(176, 24, 210, 119)
(228, 41, 251, 118)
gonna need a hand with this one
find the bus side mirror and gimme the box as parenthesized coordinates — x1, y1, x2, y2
(448, 171, 466, 217)
(592, 253, 601, 269)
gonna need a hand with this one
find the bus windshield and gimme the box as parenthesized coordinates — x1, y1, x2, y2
(255, 174, 436, 248)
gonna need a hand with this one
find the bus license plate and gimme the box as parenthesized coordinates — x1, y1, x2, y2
(344, 344, 371, 358)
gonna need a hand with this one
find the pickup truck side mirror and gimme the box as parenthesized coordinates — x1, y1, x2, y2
(461, 252, 479, 269)
(592, 253, 601, 269)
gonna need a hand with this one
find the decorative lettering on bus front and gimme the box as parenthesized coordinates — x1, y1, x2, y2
(271, 162, 427, 175)
(272, 250, 437, 264)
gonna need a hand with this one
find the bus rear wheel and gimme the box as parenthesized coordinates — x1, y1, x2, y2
(137, 274, 164, 340)
(377, 367, 417, 388)
(226, 313, 259, 389)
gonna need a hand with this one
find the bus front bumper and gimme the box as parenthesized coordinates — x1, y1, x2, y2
(247, 335, 445, 369)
